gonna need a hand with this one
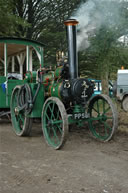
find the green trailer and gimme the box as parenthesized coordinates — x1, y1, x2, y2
(0, 37, 44, 118)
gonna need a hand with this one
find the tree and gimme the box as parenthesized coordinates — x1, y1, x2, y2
(38, 0, 82, 66)
(0, 0, 28, 37)
(12, 0, 82, 39)
(12, 0, 46, 38)
(0, 0, 84, 71)
(77, 0, 128, 94)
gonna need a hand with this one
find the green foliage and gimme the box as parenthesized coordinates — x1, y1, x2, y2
(77, 0, 128, 94)
(0, 0, 28, 37)
(1, 0, 128, 88)
(38, 0, 82, 67)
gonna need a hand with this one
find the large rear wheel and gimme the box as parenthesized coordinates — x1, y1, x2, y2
(42, 97, 68, 150)
(88, 94, 118, 141)
(10, 85, 32, 136)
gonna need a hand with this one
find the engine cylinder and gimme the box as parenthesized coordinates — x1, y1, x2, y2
(47, 78, 94, 104)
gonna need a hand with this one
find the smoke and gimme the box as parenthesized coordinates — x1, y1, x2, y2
(71, 0, 123, 51)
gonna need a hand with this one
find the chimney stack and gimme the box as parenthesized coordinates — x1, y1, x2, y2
(64, 19, 79, 79)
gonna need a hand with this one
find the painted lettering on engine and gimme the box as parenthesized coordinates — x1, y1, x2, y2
(74, 112, 90, 119)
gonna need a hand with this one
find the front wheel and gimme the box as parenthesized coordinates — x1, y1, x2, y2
(88, 94, 118, 142)
(42, 97, 68, 150)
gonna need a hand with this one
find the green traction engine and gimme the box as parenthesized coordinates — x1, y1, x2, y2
(10, 19, 118, 149)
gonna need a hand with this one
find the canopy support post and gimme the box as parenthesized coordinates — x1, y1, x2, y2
(26, 46, 30, 71)
(29, 49, 32, 71)
(4, 43, 7, 76)
(12, 56, 15, 72)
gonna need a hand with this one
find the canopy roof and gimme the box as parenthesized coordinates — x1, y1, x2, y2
(0, 37, 45, 59)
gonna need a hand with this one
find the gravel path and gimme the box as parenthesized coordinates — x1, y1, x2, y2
(0, 118, 128, 193)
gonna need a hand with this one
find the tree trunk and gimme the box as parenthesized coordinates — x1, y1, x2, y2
(101, 62, 109, 95)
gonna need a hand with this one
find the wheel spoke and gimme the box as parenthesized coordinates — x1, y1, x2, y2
(92, 107, 99, 114)
(56, 109, 60, 119)
(45, 111, 51, 121)
(52, 102, 55, 118)
(106, 116, 113, 119)
(52, 120, 63, 124)
(19, 113, 24, 123)
(47, 126, 51, 135)
(56, 124, 63, 134)
(48, 103, 56, 120)
(16, 115, 20, 122)
(103, 121, 112, 132)
(104, 123, 108, 138)
(104, 106, 111, 114)
(51, 126, 60, 143)
(103, 100, 105, 112)
(96, 100, 100, 114)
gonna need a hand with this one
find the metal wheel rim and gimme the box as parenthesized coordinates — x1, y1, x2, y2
(42, 97, 68, 149)
(88, 94, 118, 141)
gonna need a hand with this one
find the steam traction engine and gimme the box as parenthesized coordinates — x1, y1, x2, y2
(10, 19, 118, 149)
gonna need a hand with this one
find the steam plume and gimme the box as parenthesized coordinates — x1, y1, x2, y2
(71, 0, 123, 51)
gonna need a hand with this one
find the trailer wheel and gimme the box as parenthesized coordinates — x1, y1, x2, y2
(88, 94, 118, 142)
(121, 96, 128, 112)
(10, 85, 32, 136)
(42, 97, 68, 150)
